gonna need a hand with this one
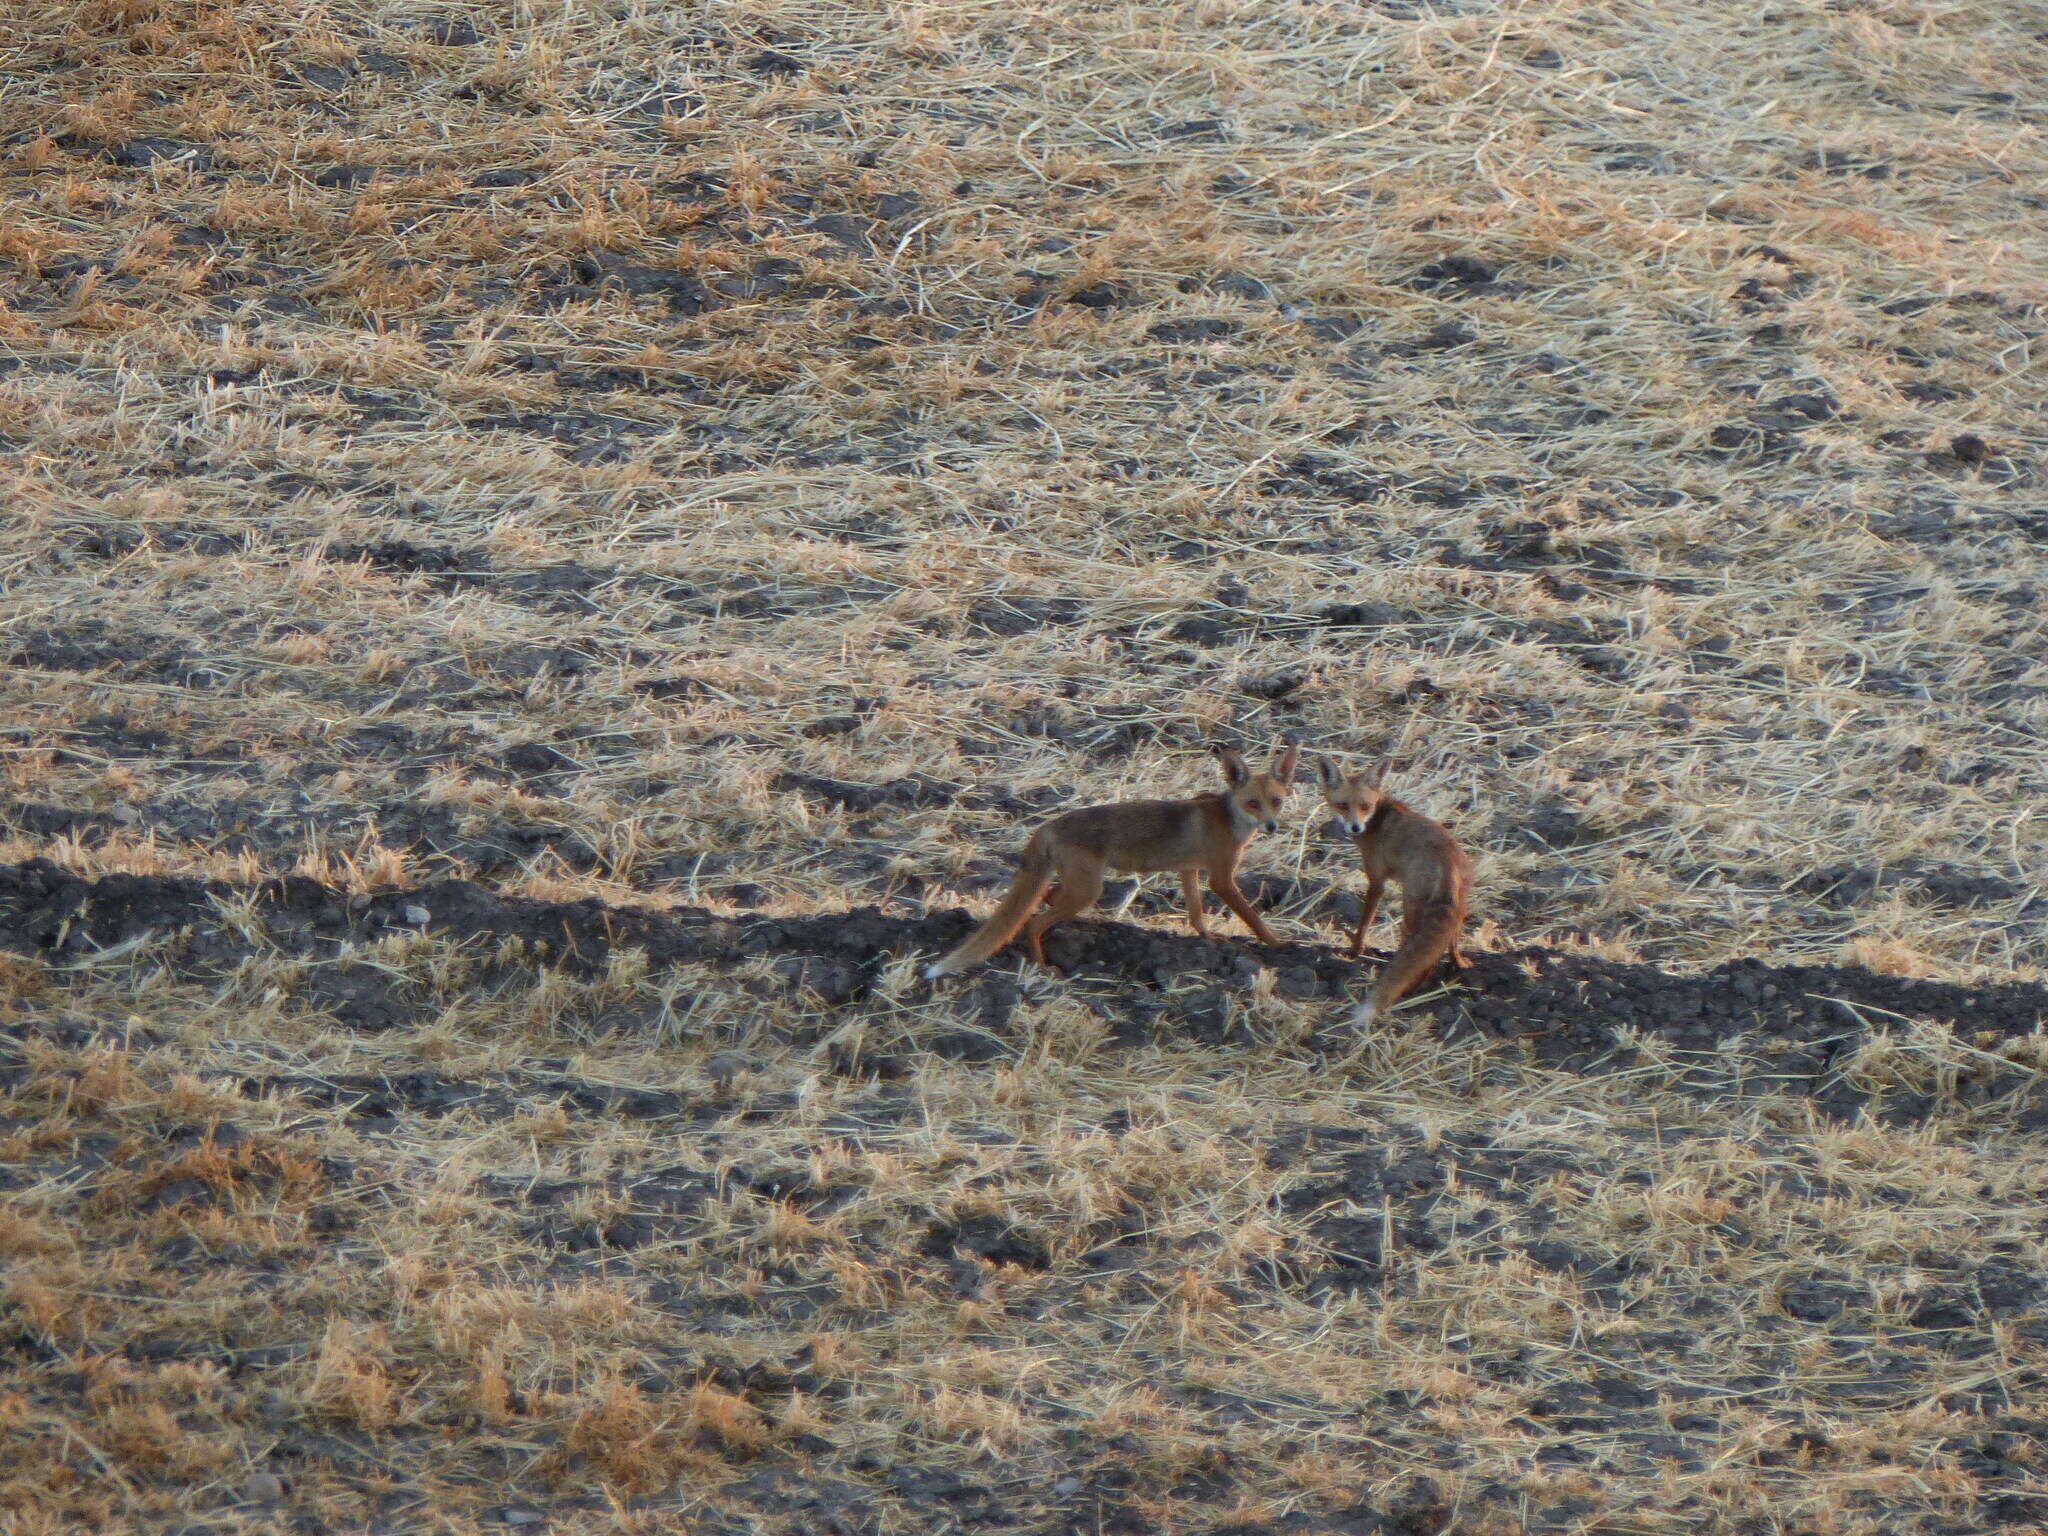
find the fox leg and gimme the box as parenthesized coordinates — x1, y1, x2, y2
(1020, 883, 1059, 961)
(1446, 904, 1472, 970)
(1209, 871, 1281, 947)
(1348, 878, 1384, 959)
(1022, 858, 1105, 969)
(1181, 870, 1210, 938)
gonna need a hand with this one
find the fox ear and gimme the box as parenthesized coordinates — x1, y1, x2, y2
(1314, 755, 1340, 789)
(1215, 747, 1249, 788)
(1273, 746, 1298, 784)
(1368, 757, 1391, 789)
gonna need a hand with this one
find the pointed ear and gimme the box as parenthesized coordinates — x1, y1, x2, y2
(1368, 757, 1391, 789)
(1215, 747, 1249, 788)
(1314, 755, 1340, 790)
(1272, 746, 1298, 784)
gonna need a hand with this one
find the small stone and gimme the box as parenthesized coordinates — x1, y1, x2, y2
(419, 17, 481, 45)
(801, 714, 861, 738)
(1146, 317, 1240, 345)
(402, 904, 431, 928)
(1054, 1476, 1084, 1498)
(503, 741, 574, 776)
(1241, 667, 1308, 701)
(1411, 319, 1476, 350)
(1412, 256, 1496, 290)
(705, 1052, 755, 1087)
(245, 1470, 285, 1505)
(142, 1178, 214, 1212)
(1321, 601, 1407, 629)
(1169, 615, 1233, 646)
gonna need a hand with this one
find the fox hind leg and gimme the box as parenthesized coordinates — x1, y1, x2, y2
(1022, 859, 1105, 969)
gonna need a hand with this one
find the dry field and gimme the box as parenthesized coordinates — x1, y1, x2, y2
(3, 0, 2048, 1531)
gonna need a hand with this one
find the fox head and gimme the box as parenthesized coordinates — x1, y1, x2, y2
(1217, 745, 1297, 835)
(1314, 756, 1387, 837)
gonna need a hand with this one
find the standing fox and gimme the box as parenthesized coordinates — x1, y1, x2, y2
(922, 746, 1298, 978)
(1316, 756, 1472, 1027)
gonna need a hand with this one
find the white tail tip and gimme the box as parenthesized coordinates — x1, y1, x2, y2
(1350, 1001, 1380, 1029)
(922, 961, 951, 980)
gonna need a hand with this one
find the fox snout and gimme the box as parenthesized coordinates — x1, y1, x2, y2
(1329, 814, 1366, 837)
(1262, 817, 1279, 834)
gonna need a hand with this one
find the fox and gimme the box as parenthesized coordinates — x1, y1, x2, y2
(922, 746, 1299, 978)
(1316, 755, 1472, 1028)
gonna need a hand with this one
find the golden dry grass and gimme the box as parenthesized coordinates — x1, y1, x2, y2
(2, 0, 2047, 1531)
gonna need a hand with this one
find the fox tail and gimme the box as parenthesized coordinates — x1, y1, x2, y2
(1350, 901, 1462, 1026)
(924, 834, 1055, 978)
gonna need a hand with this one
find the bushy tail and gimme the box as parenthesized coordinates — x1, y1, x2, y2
(924, 835, 1054, 977)
(1356, 901, 1463, 1022)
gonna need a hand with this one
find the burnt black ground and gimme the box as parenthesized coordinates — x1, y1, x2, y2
(5, 857, 2044, 1125)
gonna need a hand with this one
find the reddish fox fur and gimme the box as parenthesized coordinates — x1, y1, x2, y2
(923, 747, 1298, 977)
(1316, 756, 1472, 1026)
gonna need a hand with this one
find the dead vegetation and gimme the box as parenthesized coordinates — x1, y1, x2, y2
(1, 0, 2046, 1531)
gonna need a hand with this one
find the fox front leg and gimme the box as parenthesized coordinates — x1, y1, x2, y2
(1180, 870, 1210, 938)
(1211, 873, 1282, 947)
(1348, 877, 1384, 960)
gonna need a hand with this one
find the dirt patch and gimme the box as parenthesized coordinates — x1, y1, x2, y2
(5, 860, 2044, 1124)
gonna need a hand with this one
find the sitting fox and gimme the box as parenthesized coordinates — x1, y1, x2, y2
(1316, 756, 1471, 1027)
(923, 746, 1298, 977)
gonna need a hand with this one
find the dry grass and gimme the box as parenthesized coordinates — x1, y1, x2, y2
(2, 0, 2046, 1531)
(6, 939, 2048, 1534)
